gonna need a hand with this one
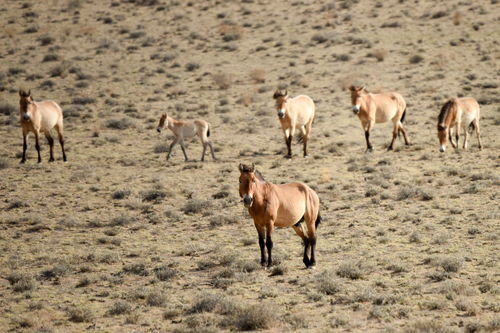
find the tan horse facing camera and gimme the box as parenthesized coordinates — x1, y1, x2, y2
(273, 89, 315, 158)
(157, 113, 215, 162)
(349, 86, 410, 152)
(437, 97, 482, 152)
(19, 89, 67, 163)
(238, 163, 321, 269)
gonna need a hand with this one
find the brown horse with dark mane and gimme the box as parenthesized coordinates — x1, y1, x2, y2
(238, 163, 321, 268)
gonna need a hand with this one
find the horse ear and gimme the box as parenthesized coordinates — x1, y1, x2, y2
(239, 163, 244, 172)
(27, 89, 31, 96)
(360, 86, 365, 92)
(349, 85, 356, 92)
(273, 89, 280, 99)
(284, 90, 288, 98)
(250, 163, 255, 172)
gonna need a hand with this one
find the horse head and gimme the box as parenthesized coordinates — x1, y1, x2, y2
(273, 89, 289, 119)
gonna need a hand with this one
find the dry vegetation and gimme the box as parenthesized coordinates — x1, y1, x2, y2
(0, 0, 499, 332)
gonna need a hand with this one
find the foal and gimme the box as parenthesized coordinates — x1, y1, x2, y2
(239, 163, 321, 268)
(157, 113, 215, 161)
(349, 86, 410, 152)
(273, 89, 315, 158)
(437, 97, 482, 152)
(19, 89, 67, 163)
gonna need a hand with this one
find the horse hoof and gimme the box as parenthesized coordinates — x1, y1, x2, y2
(307, 265, 316, 270)
(49, 159, 55, 162)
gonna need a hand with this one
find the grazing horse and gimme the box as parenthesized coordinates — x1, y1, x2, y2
(272, 89, 315, 158)
(238, 163, 321, 268)
(157, 113, 215, 162)
(437, 97, 482, 152)
(19, 89, 67, 163)
(349, 86, 410, 152)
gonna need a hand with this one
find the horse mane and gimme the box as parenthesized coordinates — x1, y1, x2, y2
(438, 99, 454, 127)
(273, 90, 287, 99)
(254, 170, 266, 182)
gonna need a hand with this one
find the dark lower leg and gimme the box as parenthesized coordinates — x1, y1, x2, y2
(286, 136, 292, 157)
(309, 238, 317, 266)
(201, 144, 207, 161)
(209, 142, 216, 159)
(180, 145, 189, 161)
(303, 139, 308, 157)
(258, 233, 266, 266)
(266, 234, 273, 267)
(365, 130, 373, 151)
(60, 138, 67, 161)
(303, 238, 311, 267)
(21, 136, 27, 163)
(35, 135, 41, 163)
(46, 135, 54, 161)
(167, 142, 176, 160)
(388, 131, 397, 150)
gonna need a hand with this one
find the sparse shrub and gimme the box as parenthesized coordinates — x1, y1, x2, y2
(146, 290, 167, 307)
(38, 35, 54, 46)
(316, 273, 341, 295)
(141, 189, 167, 202)
(269, 264, 286, 276)
(409, 55, 424, 64)
(105, 117, 135, 130)
(182, 199, 212, 215)
(67, 306, 93, 323)
(109, 214, 135, 226)
(42, 54, 60, 62)
(212, 73, 233, 89)
(7, 272, 35, 292)
(454, 297, 478, 316)
(72, 97, 96, 105)
(372, 49, 387, 62)
(123, 262, 149, 276)
(403, 320, 456, 333)
(154, 143, 169, 153)
(40, 264, 70, 279)
(336, 260, 365, 280)
(185, 62, 200, 72)
(209, 214, 238, 227)
(249, 68, 266, 83)
(439, 256, 463, 273)
(0, 102, 16, 115)
(0, 158, 10, 169)
(232, 303, 278, 331)
(452, 12, 463, 25)
(154, 265, 177, 281)
(108, 300, 132, 315)
(112, 189, 131, 200)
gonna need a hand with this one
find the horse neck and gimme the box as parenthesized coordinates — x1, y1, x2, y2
(438, 100, 455, 127)
(251, 181, 269, 208)
(166, 116, 177, 130)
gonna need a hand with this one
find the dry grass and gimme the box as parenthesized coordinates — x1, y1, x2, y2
(0, 0, 498, 332)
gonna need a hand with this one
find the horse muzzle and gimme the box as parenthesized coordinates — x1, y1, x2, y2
(277, 110, 285, 119)
(22, 113, 31, 121)
(157, 128, 161, 133)
(439, 145, 446, 153)
(352, 105, 360, 115)
(243, 195, 253, 208)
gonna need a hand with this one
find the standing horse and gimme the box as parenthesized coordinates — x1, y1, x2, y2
(349, 86, 410, 152)
(238, 163, 321, 268)
(273, 90, 315, 158)
(19, 89, 67, 163)
(157, 113, 216, 162)
(437, 97, 482, 152)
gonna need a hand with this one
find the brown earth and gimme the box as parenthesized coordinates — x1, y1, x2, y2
(0, 0, 499, 332)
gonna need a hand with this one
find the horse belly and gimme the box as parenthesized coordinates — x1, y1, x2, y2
(461, 109, 476, 127)
(375, 107, 397, 123)
(274, 202, 305, 228)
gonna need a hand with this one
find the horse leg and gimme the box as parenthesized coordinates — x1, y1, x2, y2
(455, 123, 461, 149)
(449, 128, 457, 148)
(45, 132, 55, 162)
(255, 225, 266, 266)
(266, 224, 274, 267)
(21, 130, 28, 163)
(388, 122, 398, 151)
(166, 138, 179, 161)
(463, 125, 469, 150)
(201, 142, 207, 162)
(34, 131, 42, 163)
(364, 121, 374, 152)
(55, 123, 67, 161)
(301, 125, 309, 158)
(208, 142, 216, 160)
(475, 119, 482, 150)
(293, 224, 310, 267)
(180, 141, 189, 161)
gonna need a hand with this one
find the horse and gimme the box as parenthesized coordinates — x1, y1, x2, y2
(156, 113, 216, 162)
(18, 89, 67, 163)
(437, 97, 482, 152)
(349, 86, 410, 152)
(272, 89, 315, 158)
(238, 163, 321, 268)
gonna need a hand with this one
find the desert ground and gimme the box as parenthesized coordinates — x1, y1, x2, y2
(0, 0, 499, 332)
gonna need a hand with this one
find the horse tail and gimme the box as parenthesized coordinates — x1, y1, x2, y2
(400, 107, 407, 123)
(315, 213, 322, 229)
(207, 126, 211, 137)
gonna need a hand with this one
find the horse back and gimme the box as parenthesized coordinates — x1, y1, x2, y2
(289, 95, 315, 125)
(456, 97, 480, 124)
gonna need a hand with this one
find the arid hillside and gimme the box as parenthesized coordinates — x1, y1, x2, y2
(0, 0, 498, 332)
